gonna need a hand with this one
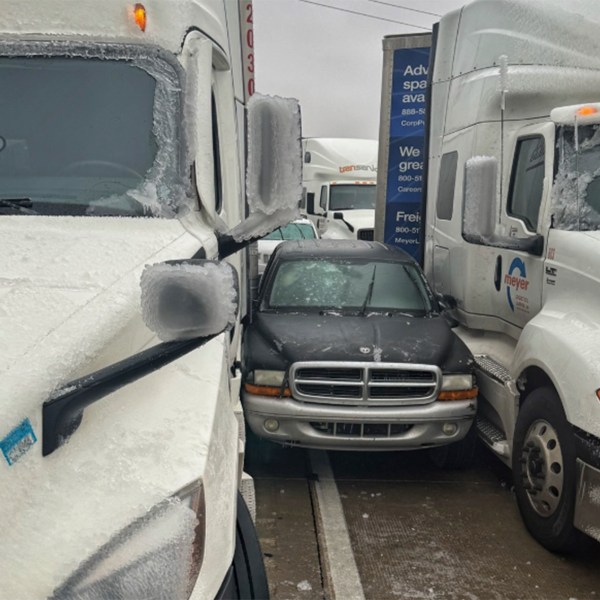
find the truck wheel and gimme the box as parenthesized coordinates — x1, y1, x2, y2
(428, 422, 478, 469)
(231, 492, 270, 599)
(512, 387, 587, 553)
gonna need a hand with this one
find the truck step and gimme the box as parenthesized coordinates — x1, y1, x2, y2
(476, 415, 510, 458)
(474, 354, 513, 384)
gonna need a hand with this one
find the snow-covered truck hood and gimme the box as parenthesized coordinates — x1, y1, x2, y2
(322, 209, 374, 240)
(0, 217, 235, 598)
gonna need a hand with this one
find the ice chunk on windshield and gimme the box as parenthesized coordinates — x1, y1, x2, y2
(141, 261, 238, 342)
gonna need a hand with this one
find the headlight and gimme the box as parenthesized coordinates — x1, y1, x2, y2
(244, 370, 291, 398)
(50, 482, 205, 600)
(438, 374, 478, 401)
(254, 370, 285, 386)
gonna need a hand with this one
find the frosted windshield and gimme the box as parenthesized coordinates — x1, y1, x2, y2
(0, 54, 181, 217)
(329, 184, 376, 211)
(553, 124, 600, 230)
(267, 259, 432, 313)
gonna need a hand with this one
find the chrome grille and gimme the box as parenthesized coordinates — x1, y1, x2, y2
(290, 361, 441, 406)
(357, 228, 374, 241)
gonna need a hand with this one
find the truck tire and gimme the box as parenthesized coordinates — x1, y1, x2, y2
(231, 492, 270, 599)
(428, 422, 478, 469)
(512, 387, 588, 553)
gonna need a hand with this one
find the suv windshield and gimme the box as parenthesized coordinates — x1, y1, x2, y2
(553, 124, 600, 230)
(0, 49, 182, 217)
(267, 258, 432, 314)
(329, 184, 376, 211)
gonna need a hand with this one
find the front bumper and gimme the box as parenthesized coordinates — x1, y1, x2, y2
(574, 427, 600, 541)
(243, 392, 476, 450)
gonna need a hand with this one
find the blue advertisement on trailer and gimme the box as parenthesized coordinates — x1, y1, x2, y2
(383, 45, 430, 263)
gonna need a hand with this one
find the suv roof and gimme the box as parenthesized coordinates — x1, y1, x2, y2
(272, 239, 416, 263)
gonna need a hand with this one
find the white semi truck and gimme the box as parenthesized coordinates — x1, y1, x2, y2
(302, 137, 377, 240)
(0, 1, 301, 598)
(378, 0, 600, 552)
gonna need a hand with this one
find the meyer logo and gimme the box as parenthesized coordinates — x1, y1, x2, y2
(504, 257, 529, 312)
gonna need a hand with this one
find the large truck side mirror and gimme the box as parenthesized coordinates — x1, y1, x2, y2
(218, 94, 302, 258)
(463, 156, 498, 241)
(43, 261, 238, 456)
(462, 155, 544, 256)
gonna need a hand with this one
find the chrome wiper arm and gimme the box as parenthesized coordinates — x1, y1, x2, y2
(0, 197, 38, 215)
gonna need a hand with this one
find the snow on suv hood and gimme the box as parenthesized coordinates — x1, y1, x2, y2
(0, 216, 221, 597)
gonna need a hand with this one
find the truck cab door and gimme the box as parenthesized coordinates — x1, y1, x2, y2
(491, 124, 553, 331)
(315, 184, 328, 234)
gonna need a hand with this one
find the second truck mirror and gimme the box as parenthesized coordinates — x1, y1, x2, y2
(463, 156, 498, 241)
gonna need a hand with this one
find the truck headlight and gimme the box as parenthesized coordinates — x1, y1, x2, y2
(438, 374, 478, 401)
(50, 482, 205, 600)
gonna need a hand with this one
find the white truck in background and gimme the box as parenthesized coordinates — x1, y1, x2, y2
(302, 137, 377, 240)
(0, 1, 301, 598)
(378, 0, 600, 553)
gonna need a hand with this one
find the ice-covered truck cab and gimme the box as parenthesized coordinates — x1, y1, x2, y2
(424, 0, 600, 552)
(302, 137, 377, 240)
(0, 1, 302, 597)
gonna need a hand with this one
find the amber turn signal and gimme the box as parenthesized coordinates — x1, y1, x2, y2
(438, 387, 478, 401)
(244, 383, 291, 397)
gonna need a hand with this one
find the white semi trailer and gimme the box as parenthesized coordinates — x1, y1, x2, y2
(0, 1, 301, 598)
(303, 137, 377, 240)
(379, 0, 600, 552)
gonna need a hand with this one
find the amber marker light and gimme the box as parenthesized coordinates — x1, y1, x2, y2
(438, 387, 479, 401)
(134, 3, 147, 32)
(596, 389, 600, 401)
(244, 383, 291, 397)
(577, 105, 598, 117)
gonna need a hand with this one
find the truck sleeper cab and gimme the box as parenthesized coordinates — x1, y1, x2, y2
(302, 137, 378, 241)
(423, 0, 600, 552)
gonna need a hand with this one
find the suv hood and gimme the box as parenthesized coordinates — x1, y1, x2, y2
(245, 311, 473, 372)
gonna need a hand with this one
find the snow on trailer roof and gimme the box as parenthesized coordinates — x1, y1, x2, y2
(273, 239, 416, 264)
(0, 0, 228, 54)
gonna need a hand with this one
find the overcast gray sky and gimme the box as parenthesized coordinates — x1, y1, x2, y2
(253, 0, 466, 139)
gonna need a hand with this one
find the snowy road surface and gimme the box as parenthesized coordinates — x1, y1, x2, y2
(245, 436, 600, 599)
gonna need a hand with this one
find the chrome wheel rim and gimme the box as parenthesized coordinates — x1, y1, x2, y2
(518, 419, 564, 517)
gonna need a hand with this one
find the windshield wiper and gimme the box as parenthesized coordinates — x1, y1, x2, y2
(0, 198, 38, 215)
(360, 265, 377, 316)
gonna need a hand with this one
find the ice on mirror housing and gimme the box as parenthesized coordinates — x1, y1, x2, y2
(141, 261, 237, 342)
(229, 94, 303, 242)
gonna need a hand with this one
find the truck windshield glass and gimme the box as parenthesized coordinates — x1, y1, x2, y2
(329, 184, 376, 211)
(267, 259, 432, 313)
(0, 55, 181, 217)
(553, 124, 600, 230)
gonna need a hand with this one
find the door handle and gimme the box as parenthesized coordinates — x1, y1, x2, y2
(494, 255, 502, 291)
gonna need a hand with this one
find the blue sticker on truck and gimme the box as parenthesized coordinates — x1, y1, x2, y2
(1, 419, 37, 466)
